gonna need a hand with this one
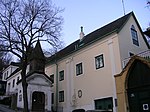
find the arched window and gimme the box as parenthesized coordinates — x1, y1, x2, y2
(131, 25, 139, 46)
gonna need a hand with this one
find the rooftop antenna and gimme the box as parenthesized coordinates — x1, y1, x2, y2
(122, 0, 126, 15)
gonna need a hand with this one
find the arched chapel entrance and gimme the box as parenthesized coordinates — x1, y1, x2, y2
(127, 61, 150, 112)
(32, 91, 45, 112)
(115, 57, 150, 112)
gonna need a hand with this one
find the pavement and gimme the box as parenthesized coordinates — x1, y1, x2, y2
(0, 104, 16, 112)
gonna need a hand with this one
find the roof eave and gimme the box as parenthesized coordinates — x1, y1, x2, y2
(117, 12, 133, 33)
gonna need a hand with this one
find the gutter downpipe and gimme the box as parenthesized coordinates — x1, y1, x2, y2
(55, 60, 58, 112)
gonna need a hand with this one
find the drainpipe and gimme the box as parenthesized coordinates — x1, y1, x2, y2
(55, 61, 58, 112)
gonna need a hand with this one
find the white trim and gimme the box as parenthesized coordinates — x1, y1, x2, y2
(75, 62, 84, 77)
(108, 39, 117, 112)
(130, 24, 140, 47)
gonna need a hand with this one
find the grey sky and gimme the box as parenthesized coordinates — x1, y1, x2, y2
(54, 0, 150, 45)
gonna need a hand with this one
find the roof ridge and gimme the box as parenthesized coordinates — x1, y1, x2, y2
(84, 12, 132, 39)
(46, 12, 134, 64)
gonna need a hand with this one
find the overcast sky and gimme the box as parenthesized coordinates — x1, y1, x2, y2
(54, 0, 150, 45)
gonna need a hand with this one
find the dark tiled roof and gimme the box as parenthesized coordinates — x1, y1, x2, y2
(4, 62, 20, 70)
(17, 71, 53, 84)
(46, 12, 133, 64)
(81, 13, 131, 45)
(46, 39, 80, 62)
(10, 62, 20, 66)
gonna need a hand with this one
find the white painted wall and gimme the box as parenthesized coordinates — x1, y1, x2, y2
(17, 73, 52, 111)
(17, 83, 23, 109)
(2, 65, 18, 81)
(6, 71, 21, 95)
(118, 15, 149, 67)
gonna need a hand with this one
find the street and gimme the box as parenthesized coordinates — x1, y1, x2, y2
(0, 104, 15, 112)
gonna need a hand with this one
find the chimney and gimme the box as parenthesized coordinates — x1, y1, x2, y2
(80, 26, 84, 40)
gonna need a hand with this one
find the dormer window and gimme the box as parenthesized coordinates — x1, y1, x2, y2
(131, 25, 139, 46)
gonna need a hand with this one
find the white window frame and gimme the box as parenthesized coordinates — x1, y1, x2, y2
(95, 54, 104, 69)
(131, 25, 139, 46)
(76, 62, 83, 76)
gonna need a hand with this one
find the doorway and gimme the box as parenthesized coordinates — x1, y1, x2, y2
(32, 91, 45, 112)
(127, 61, 150, 112)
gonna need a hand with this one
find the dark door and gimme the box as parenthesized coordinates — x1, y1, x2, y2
(127, 61, 150, 112)
(128, 89, 150, 112)
(32, 91, 45, 112)
(11, 93, 17, 110)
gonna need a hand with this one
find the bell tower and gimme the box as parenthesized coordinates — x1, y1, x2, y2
(29, 40, 45, 73)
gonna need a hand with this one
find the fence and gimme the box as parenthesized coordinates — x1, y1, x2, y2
(122, 50, 150, 68)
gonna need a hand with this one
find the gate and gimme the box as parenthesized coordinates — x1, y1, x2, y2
(127, 61, 150, 112)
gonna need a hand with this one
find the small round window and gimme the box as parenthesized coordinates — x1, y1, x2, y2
(78, 90, 82, 98)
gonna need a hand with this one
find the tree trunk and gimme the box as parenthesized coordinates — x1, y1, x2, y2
(21, 60, 29, 112)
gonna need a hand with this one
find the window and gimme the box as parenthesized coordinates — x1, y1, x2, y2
(50, 74, 54, 83)
(59, 91, 64, 102)
(4, 72, 8, 80)
(4, 73, 6, 80)
(59, 70, 64, 81)
(95, 54, 104, 69)
(131, 25, 139, 46)
(12, 79, 15, 88)
(51, 93, 54, 104)
(6, 71, 8, 78)
(76, 63, 83, 76)
(7, 82, 11, 92)
(17, 76, 20, 82)
(95, 97, 113, 111)
(19, 94, 22, 102)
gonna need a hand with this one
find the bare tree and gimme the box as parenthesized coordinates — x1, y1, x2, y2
(147, 0, 150, 5)
(0, 45, 12, 72)
(146, 0, 150, 10)
(44, 40, 65, 57)
(0, 50, 12, 71)
(0, 54, 12, 70)
(0, 0, 63, 111)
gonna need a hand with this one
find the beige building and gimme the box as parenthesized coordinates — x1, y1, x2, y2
(45, 12, 149, 112)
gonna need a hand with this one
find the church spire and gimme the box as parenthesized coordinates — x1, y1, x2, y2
(29, 40, 45, 72)
(31, 39, 45, 61)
